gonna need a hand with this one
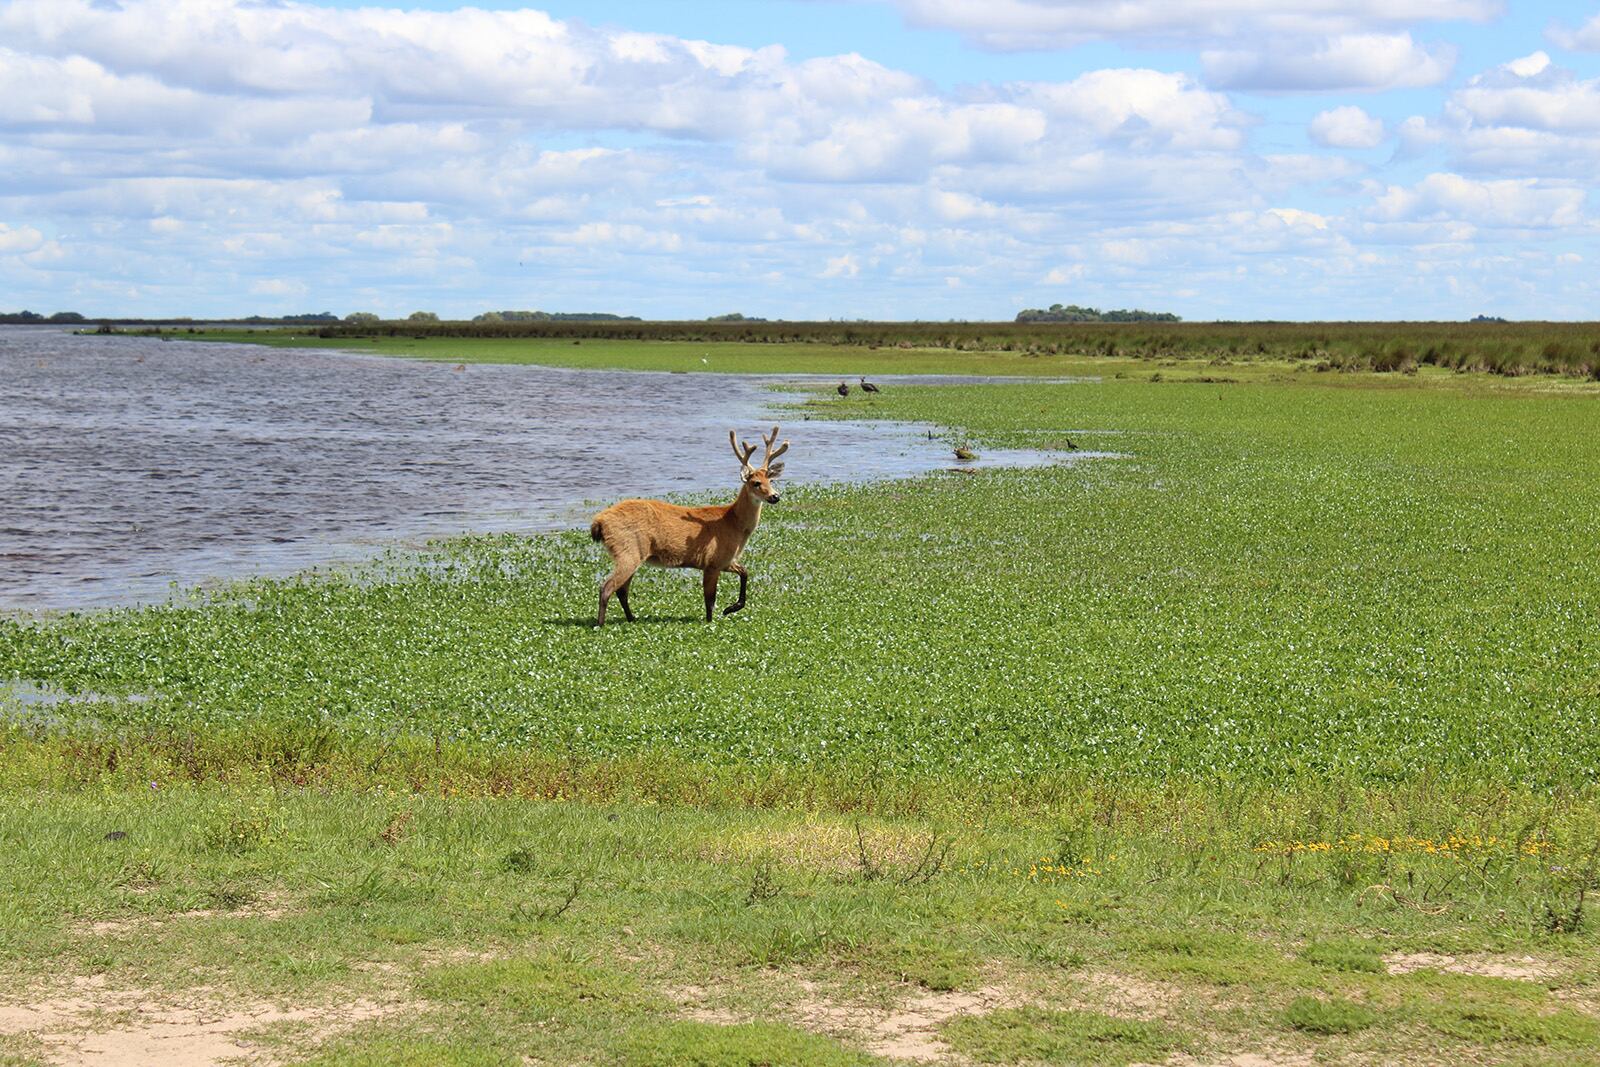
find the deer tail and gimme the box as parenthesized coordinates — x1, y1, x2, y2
(589, 519, 604, 542)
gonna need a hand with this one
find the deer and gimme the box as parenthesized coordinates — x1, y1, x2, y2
(589, 426, 788, 627)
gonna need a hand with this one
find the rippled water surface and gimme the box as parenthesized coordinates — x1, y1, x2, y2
(1, 327, 1100, 611)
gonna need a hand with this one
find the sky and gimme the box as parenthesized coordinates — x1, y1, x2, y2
(2, 1, 1599, 321)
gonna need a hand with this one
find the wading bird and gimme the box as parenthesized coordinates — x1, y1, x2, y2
(590, 426, 789, 627)
(837, 381, 850, 397)
(859, 377, 880, 393)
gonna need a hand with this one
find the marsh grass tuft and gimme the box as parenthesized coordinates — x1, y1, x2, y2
(619, 1021, 878, 1067)
(1285, 995, 1378, 1034)
(943, 1006, 1181, 1065)
(1300, 939, 1384, 974)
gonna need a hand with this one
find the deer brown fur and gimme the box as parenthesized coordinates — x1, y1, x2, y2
(589, 426, 788, 626)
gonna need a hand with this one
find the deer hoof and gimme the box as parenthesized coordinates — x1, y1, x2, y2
(722, 601, 745, 616)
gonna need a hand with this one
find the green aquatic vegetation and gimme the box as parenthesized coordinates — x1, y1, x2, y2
(4, 370, 1599, 790)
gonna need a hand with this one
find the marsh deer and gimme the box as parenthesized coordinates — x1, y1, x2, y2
(589, 426, 788, 626)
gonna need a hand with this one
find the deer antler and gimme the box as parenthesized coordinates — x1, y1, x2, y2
(761, 425, 789, 472)
(729, 429, 758, 470)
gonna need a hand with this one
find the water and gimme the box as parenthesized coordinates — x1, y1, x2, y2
(0, 327, 1106, 612)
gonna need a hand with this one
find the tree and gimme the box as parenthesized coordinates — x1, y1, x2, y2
(344, 312, 380, 325)
(407, 311, 440, 324)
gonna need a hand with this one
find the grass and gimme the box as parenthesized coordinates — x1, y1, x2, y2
(165, 318, 1600, 378)
(3, 788, 1596, 1064)
(3, 335, 1600, 1062)
(942, 1006, 1181, 1064)
(1285, 995, 1379, 1035)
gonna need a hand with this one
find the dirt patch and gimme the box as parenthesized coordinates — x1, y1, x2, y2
(1383, 952, 1555, 981)
(0, 975, 394, 1066)
(1073, 970, 1187, 1016)
(1166, 1053, 1317, 1067)
(87, 902, 291, 936)
(669, 974, 1018, 1062)
(669, 985, 745, 1026)
(860, 986, 1018, 1062)
(85, 892, 294, 936)
(787, 977, 1019, 1062)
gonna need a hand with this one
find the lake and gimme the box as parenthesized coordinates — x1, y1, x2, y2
(0, 327, 1105, 612)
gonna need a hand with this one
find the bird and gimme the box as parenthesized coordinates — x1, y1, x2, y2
(1064, 437, 1078, 451)
(953, 446, 976, 461)
(859, 377, 880, 393)
(837, 381, 850, 397)
(453, 364, 465, 371)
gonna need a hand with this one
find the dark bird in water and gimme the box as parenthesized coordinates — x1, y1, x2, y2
(859, 376, 880, 393)
(837, 381, 850, 397)
(953, 446, 977, 461)
(1064, 437, 1078, 451)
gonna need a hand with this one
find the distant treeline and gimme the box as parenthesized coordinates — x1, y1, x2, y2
(2, 310, 340, 326)
(308, 319, 1600, 379)
(1, 310, 87, 324)
(471, 310, 642, 323)
(1016, 303, 1181, 323)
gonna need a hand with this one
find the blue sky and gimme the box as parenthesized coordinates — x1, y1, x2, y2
(2, 0, 1598, 320)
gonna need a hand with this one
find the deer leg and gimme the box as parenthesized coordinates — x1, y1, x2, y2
(616, 578, 636, 622)
(598, 561, 639, 627)
(722, 562, 748, 615)
(702, 569, 719, 621)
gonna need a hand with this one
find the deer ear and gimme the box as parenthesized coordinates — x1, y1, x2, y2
(767, 462, 784, 478)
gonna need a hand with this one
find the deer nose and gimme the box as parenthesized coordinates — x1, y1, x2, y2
(768, 492, 781, 504)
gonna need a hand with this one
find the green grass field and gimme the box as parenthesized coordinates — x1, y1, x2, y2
(3, 334, 1599, 1064)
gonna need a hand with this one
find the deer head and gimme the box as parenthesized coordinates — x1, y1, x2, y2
(729, 425, 788, 503)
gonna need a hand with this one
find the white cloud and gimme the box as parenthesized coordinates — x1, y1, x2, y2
(820, 253, 861, 278)
(1400, 54, 1600, 179)
(1011, 69, 1245, 150)
(1450, 64, 1600, 134)
(551, 222, 683, 253)
(1203, 33, 1454, 92)
(1309, 106, 1386, 148)
(250, 279, 308, 297)
(1505, 51, 1551, 78)
(881, 0, 1498, 51)
(1267, 208, 1330, 230)
(1367, 173, 1586, 229)
(750, 98, 1048, 182)
(0, 0, 1588, 320)
(0, 223, 45, 253)
(1547, 14, 1600, 51)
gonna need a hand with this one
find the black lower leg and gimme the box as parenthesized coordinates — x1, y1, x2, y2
(722, 568, 748, 615)
(617, 580, 635, 622)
